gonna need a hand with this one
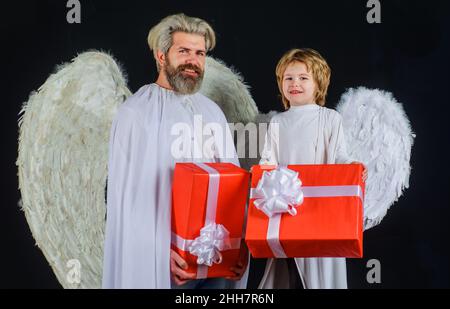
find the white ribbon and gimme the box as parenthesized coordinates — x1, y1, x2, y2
(171, 231, 242, 278)
(250, 166, 304, 217)
(250, 166, 364, 258)
(188, 223, 232, 267)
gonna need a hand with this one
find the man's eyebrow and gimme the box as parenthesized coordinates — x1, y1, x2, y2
(177, 46, 206, 53)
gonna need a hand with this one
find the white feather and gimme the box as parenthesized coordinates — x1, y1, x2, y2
(336, 87, 415, 230)
(17, 51, 131, 288)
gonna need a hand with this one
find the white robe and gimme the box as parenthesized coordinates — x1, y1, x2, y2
(102, 83, 248, 289)
(259, 104, 353, 289)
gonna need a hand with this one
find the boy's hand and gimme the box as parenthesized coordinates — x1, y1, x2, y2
(226, 240, 249, 281)
(170, 249, 196, 286)
(351, 161, 368, 182)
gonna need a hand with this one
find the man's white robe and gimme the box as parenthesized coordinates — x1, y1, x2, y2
(259, 104, 353, 289)
(102, 83, 247, 289)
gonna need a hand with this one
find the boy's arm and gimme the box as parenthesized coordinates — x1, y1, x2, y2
(333, 112, 354, 164)
(260, 119, 279, 165)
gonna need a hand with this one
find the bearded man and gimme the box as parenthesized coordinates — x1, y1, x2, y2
(102, 13, 248, 289)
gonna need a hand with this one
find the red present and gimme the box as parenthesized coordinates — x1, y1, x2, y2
(171, 162, 250, 278)
(245, 164, 365, 258)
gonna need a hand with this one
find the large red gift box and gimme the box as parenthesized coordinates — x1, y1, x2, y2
(245, 164, 365, 258)
(171, 163, 250, 279)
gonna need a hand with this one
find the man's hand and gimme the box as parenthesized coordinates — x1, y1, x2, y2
(170, 249, 196, 286)
(226, 240, 249, 281)
(351, 162, 368, 182)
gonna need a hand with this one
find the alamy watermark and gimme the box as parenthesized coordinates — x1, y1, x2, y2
(170, 116, 279, 161)
(66, 0, 81, 24)
(366, 259, 381, 284)
(66, 259, 81, 287)
(66, 1, 380, 25)
(367, 0, 382, 24)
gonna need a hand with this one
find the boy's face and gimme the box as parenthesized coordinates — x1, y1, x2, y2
(282, 61, 316, 107)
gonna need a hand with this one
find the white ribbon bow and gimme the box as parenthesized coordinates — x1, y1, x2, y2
(188, 223, 232, 267)
(250, 166, 304, 217)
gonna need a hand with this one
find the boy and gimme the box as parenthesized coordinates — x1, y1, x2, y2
(259, 48, 367, 289)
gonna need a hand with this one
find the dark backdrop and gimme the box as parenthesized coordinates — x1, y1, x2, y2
(2, 0, 449, 288)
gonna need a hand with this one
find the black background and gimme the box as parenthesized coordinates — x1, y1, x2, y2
(2, 0, 449, 288)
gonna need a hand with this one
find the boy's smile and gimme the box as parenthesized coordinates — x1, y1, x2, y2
(289, 90, 303, 95)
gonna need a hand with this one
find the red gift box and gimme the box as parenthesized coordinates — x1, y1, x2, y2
(245, 164, 365, 258)
(171, 162, 250, 278)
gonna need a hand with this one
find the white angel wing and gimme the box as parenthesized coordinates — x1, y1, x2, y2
(17, 51, 131, 288)
(200, 57, 259, 124)
(17, 53, 261, 288)
(200, 57, 261, 169)
(336, 87, 415, 230)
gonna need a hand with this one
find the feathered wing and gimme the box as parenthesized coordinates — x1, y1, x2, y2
(17, 53, 262, 288)
(17, 51, 131, 288)
(336, 87, 415, 230)
(201, 57, 259, 124)
(200, 57, 262, 169)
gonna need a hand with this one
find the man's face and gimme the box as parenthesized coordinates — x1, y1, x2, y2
(163, 32, 206, 94)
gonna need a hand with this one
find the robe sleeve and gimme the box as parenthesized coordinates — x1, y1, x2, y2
(102, 104, 161, 288)
(331, 111, 354, 164)
(260, 117, 279, 165)
(102, 105, 136, 288)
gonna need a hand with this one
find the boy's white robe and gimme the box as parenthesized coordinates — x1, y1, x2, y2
(259, 104, 353, 289)
(102, 83, 248, 289)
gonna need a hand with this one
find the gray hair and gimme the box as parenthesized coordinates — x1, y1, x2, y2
(147, 13, 216, 70)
